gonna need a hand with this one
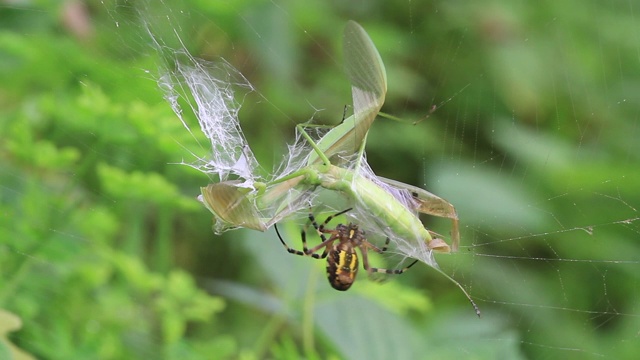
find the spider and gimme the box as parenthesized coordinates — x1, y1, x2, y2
(274, 208, 418, 291)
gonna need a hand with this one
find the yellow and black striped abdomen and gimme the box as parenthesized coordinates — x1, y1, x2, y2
(326, 244, 359, 291)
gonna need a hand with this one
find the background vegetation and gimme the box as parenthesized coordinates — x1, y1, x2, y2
(1, 0, 639, 359)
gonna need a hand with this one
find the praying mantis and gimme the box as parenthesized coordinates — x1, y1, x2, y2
(192, 21, 479, 316)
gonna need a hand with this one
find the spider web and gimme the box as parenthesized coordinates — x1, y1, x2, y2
(1, 0, 639, 359)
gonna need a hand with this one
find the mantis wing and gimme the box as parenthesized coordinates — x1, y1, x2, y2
(308, 20, 387, 165)
(377, 176, 460, 252)
(199, 182, 268, 232)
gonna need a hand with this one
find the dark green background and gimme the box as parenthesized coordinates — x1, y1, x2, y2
(1, 0, 639, 359)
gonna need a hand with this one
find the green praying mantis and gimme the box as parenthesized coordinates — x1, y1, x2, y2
(192, 21, 479, 316)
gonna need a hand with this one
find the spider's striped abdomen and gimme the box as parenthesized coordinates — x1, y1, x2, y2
(327, 242, 359, 291)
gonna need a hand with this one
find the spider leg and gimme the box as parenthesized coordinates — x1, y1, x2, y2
(308, 213, 330, 243)
(368, 237, 391, 254)
(275, 223, 306, 256)
(304, 208, 352, 258)
(361, 240, 419, 275)
(314, 208, 352, 234)
(274, 223, 336, 259)
(366, 259, 419, 275)
(305, 232, 339, 258)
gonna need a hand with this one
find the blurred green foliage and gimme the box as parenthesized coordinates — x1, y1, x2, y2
(1, 0, 639, 359)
